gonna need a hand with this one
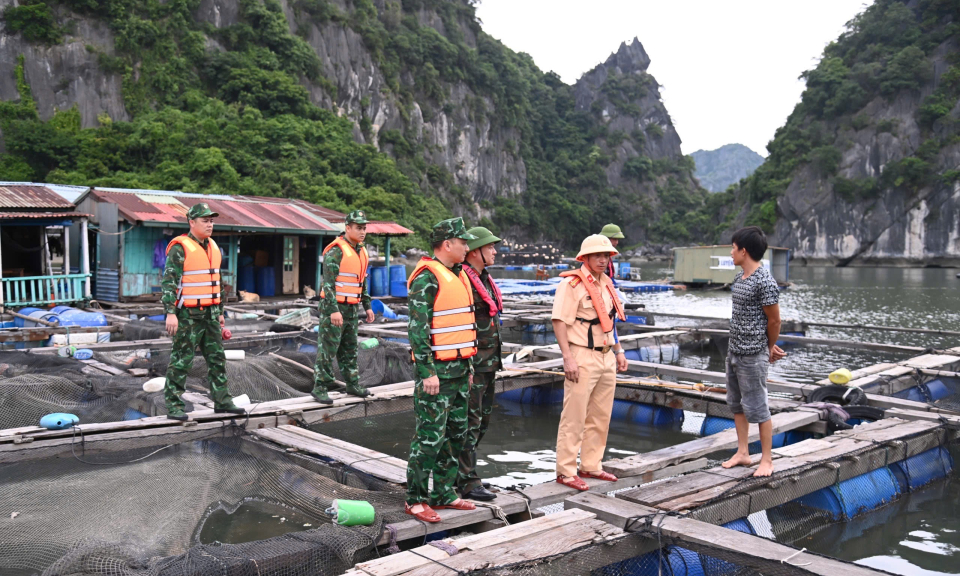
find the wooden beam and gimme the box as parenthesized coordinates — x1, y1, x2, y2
(0, 325, 121, 343)
(566, 492, 890, 576)
(602, 410, 822, 477)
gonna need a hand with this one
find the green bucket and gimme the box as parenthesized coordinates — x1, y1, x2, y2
(327, 499, 375, 526)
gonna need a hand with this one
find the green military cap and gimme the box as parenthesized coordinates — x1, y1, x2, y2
(187, 202, 219, 219)
(345, 210, 369, 225)
(600, 223, 625, 239)
(430, 217, 476, 244)
(466, 226, 501, 251)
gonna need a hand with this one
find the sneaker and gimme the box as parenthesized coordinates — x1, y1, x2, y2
(311, 389, 333, 405)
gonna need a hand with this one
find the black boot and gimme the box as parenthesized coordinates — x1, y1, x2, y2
(462, 486, 497, 502)
(311, 387, 333, 405)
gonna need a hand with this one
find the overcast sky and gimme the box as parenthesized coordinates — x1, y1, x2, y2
(474, 0, 873, 156)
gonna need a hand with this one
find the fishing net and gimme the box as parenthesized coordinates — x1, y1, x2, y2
(0, 430, 407, 576)
(119, 318, 280, 341)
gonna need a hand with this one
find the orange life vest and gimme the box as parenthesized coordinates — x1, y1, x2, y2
(166, 235, 222, 308)
(407, 258, 478, 362)
(560, 266, 626, 335)
(320, 236, 369, 305)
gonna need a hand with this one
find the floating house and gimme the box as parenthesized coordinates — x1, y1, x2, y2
(0, 183, 92, 307)
(74, 188, 412, 302)
(672, 245, 790, 286)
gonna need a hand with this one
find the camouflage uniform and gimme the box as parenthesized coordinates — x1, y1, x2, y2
(457, 228, 503, 495)
(312, 213, 372, 399)
(406, 218, 477, 506)
(161, 205, 235, 415)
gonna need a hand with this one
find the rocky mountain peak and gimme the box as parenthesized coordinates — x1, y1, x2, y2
(606, 37, 651, 74)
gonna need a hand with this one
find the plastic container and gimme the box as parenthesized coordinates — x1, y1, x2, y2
(795, 467, 900, 520)
(40, 413, 79, 430)
(224, 350, 245, 360)
(52, 306, 107, 328)
(497, 385, 564, 404)
(700, 416, 789, 450)
(390, 281, 408, 297)
(369, 267, 388, 297)
(359, 338, 379, 349)
(389, 264, 406, 284)
(619, 262, 631, 280)
(370, 300, 397, 319)
(238, 265, 256, 293)
(123, 408, 150, 421)
(255, 267, 275, 297)
(13, 307, 60, 328)
(611, 400, 683, 427)
(890, 446, 954, 492)
(326, 499, 375, 526)
(72, 349, 93, 360)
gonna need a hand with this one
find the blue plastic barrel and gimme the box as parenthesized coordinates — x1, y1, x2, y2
(389, 264, 406, 284)
(255, 267, 275, 297)
(123, 408, 150, 421)
(619, 262, 631, 279)
(369, 267, 388, 297)
(370, 300, 398, 319)
(597, 546, 705, 576)
(700, 416, 789, 450)
(794, 467, 900, 521)
(390, 281, 408, 297)
(923, 379, 950, 401)
(52, 307, 107, 327)
(611, 399, 683, 427)
(497, 385, 564, 404)
(890, 446, 954, 492)
(238, 265, 255, 293)
(13, 307, 60, 328)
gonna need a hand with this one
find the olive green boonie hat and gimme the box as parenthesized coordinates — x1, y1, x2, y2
(600, 223, 624, 239)
(187, 202, 219, 219)
(430, 217, 476, 245)
(345, 210, 369, 225)
(466, 226, 501, 251)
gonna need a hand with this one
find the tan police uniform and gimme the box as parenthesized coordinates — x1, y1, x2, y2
(552, 268, 618, 478)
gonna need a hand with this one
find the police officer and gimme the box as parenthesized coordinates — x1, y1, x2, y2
(552, 234, 629, 490)
(405, 217, 478, 523)
(599, 223, 625, 283)
(162, 203, 245, 420)
(457, 226, 503, 502)
(312, 210, 376, 404)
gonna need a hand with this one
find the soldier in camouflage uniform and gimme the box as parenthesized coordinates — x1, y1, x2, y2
(311, 210, 376, 404)
(456, 227, 503, 502)
(162, 203, 245, 420)
(405, 218, 479, 523)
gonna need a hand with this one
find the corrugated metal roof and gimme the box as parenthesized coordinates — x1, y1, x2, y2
(0, 212, 90, 219)
(0, 185, 77, 209)
(85, 187, 414, 236)
(0, 182, 90, 203)
(88, 188, 340, 234)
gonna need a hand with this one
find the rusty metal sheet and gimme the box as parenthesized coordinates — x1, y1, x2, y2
(0, 185, 76, 209)
(0, 212, 90, 219)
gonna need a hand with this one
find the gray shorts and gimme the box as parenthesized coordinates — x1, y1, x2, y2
(726, 351, 771, 423)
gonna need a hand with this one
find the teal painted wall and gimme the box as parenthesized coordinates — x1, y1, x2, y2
(121, 227, 236, 298)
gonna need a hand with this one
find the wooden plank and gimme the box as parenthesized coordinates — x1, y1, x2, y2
(603, 411, 821, 477)
(566, 492, 889, 576)
(353, 509, 597, 576)
(520, 458, 710, 509)
(378, 492, 531, 545)
(252, 427, 407, 483)
(401, 519, 624, 576)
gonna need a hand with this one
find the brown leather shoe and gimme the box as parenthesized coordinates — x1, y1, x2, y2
(405, 502, 441, 523)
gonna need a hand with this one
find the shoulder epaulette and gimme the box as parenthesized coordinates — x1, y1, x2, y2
(569, 276, 582, 288)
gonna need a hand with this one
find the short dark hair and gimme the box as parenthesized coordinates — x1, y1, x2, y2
(432, 240, 445, 251)
(731, 226, 768, 262)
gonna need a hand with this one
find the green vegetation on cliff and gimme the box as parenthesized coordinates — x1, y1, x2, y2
(724, 0, 960, 235)
(1, 0, 707, 245)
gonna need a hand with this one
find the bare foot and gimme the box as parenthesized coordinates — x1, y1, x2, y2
(721, 453, 752, 469)
(753, 460, 774, 477)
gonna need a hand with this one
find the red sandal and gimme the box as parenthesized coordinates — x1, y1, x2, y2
(433, 499, 476, 511)
(579, 469, 618, 482)
(405, 502, 441, 523)
(556, 475, 589, 491)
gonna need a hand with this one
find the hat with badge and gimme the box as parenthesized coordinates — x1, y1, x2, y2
(345, 210, 368, 225)
(430, 217, 477, 245)
(187, 203, 219, 219)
